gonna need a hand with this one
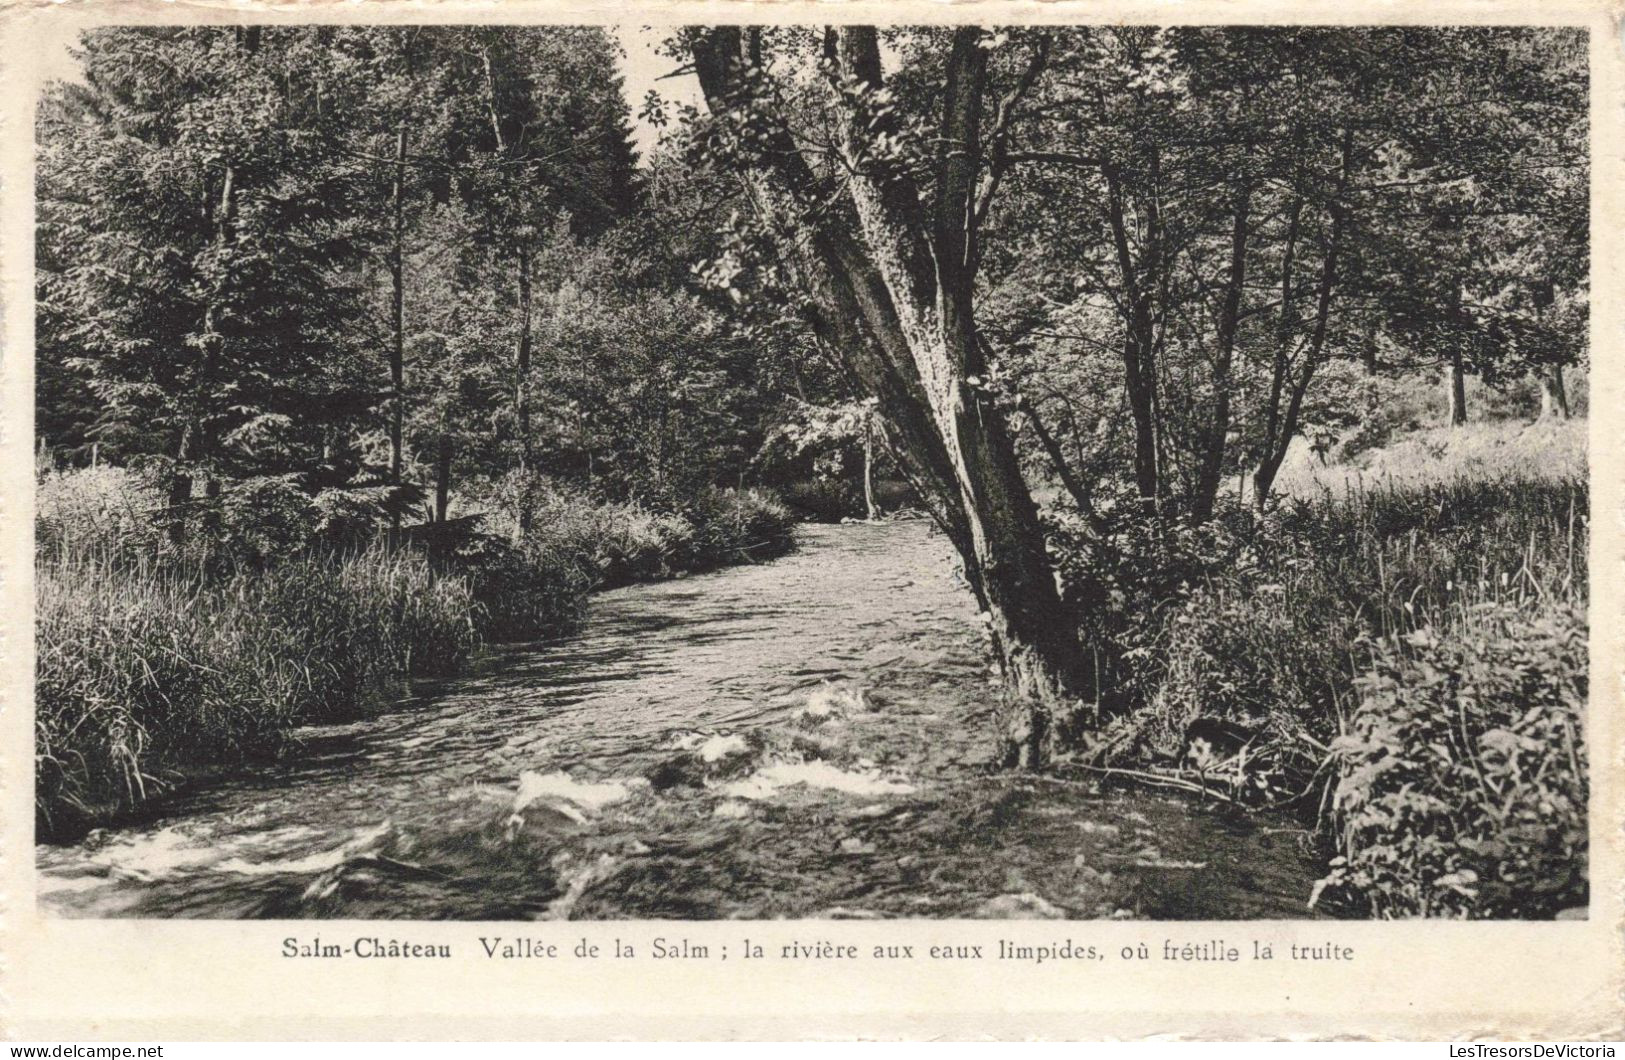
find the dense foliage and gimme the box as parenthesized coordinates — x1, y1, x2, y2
(1321, 599, 1586, 918)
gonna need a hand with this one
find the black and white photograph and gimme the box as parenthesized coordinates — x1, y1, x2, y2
(31, 19, 1589, 925)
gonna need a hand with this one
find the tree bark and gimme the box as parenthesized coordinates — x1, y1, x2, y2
(692, 27, 1092, 765)
(1104, 170, 1159, 506)
(389, 124, 407, 530)
(1257, 195, 1303, 502)
(1540, 363, 1570, 419)
(861, 414, 877, 520)
(434, 433, 453, 523)
(1447, 345, 1468, 426)
(1193, 180, 1252, 523)
(480, 43, 508, 153)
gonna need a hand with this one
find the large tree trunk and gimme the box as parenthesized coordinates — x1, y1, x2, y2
(692, 27, 1091, 765)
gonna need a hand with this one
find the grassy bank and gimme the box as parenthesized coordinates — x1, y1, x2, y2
(1052, 418, 1588, 918)
(36, 547, 479, 836)
(35, 470, 795, 838)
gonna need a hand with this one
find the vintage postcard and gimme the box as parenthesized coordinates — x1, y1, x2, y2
(1, 0, 1620, 1041)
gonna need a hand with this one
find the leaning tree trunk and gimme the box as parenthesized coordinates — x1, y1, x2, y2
(691, 26, 1092, 766)
(1026, 402, 1095, 519)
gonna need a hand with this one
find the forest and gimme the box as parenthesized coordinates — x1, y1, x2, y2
(35, 24, 1587, 919)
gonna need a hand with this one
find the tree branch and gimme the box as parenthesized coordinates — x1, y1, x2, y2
(973, 34, 1052, 228)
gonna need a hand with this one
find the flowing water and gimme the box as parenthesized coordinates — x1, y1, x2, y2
(38, 520, 1322, 920)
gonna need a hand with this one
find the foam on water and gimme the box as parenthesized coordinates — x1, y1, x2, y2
(513, 771, 630, 814)
(719, 760, 917, 800)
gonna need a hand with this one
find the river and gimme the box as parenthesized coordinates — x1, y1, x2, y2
(37, 519, 1322, 919)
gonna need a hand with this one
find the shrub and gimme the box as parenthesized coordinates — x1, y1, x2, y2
(780, 478, 862, 522)
(1316, 601, 1587, 918)
(485, 481, 796, 594)
(682, 486, 795, 566)
(593, 508, 696, 586)
(214, 475, 319, 567)
(450, 533, 592, 642)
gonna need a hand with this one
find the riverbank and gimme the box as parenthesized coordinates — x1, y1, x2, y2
(1050, 417, 1588, 918)
(38, 520, 1321, 920)
(35, 469, 795, 840)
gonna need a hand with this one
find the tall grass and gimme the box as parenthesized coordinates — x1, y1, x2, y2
(36, 546, 477, 837)
(1275, 417, 1586, 499)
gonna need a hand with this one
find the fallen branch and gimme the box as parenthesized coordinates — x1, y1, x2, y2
(1070, 763, 1241, 805)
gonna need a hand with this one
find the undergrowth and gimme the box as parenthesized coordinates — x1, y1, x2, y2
(1050, 419, 1588, 918)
